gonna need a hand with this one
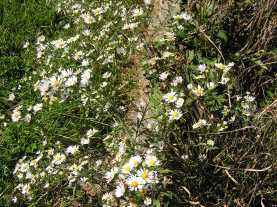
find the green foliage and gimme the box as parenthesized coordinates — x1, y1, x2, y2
(0, 0, 56, 83)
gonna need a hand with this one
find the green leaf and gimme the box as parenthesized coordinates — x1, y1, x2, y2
(217, 30, 228, 43)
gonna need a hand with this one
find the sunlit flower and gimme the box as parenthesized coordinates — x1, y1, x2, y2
(176, 98, 184, 108)
(115, 182, 125, 197)
(192, 85, 205, 97)
(105, 167, 119, 183)
(65, 75, 78, 87)
(163, 91, 177, 103)
(168, 109, 182, 121)
(126, 175, 145, 191)
(81, 13, 94, 24)
(8, 93, 15, 101)
(197, 64, 206, 73)
(159, 72, 169, 80)
(11, 106, 21, 122)
(137, 168, 154, 183)
(80, 137, 90, 145)
(122, 162, 134, 174)
(66, 145, 79, 155)
(80, 69, 91, 87)
(52, 38, 66, 49)
(192, 119, 207, 129)
(33, 103, 43, 113)
(129, 155, 142, 168)
(52, 153, 66, 165)
(145, 155, 160, 167)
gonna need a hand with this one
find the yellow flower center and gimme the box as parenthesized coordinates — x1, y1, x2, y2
(130, 180, 139, 188)
(141, 170, 148, 180)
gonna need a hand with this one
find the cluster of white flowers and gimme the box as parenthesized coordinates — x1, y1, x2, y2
(163, 91, 184, 121)
(102, 153, 160, 206)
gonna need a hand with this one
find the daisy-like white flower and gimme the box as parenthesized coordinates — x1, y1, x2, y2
(197, 64, 206, 73)
(137, 168, 154, 183)
(38, 80, 49, 96)
(159, 72, 169, 80)
(8, 93, 15, 101)
(144, 197, 152, 206)
(144, 0, 152, 5)
(80, 69, 91, 87)
(129, 155, 142, 168)
(65, 75, 78, 87)
(168, 109, 182, 121)
(215, 63, 226, 71)
(192, 85, 205, 97)
(144, 154, 160, 167)
(192, 119, 207, 129)
(102, 72, 112, 79)
(80, 137, 90, 145)
(52, 38, 66, 49)
(33, 103, 43, 113)
(81, 13, 94, 24)
(61, 69, 73, 78)
(52, 153, 66, 165)
(163, 91, 177, 103)
(105, 167, 118, 183)
(126, 175, 145, 191)
(49, 76, 61, 90)
(86, 128, 98, 138)
(176, 98, 184, 108)
(123, 22, 139, 30)
(207, 82, 216, 90)
(122, 162, 134, 174)
(66, 145, 79, 155)
(115, 182, 125, 197)
(11, 106, 21, 122)
(171, 76, 183, 86)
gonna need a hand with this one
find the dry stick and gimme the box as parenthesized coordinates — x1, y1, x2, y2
(224, 169, 239, 185)
(199, 28, 225, 63)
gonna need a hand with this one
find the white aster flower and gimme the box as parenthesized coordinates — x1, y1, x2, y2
(8, 93, 15, 101)
(105, 167, 118, 183)
(168, 109, 182, 121)
(33, 103, 43, 113)
(137, 168, 154, 183)
(176, 98, 184, 108)
(65, 75, 78, 87)
(159, 72, 169, 80)
(192, 85, 205, 97)
(52, 38, 66, 49)
(81, 13, 94, 24)
(102, 72, 112, 79)
(163, 91, 177, 103)
(52, 153, 66, 165)
(86, 128, 98, 138)
(192, 119, 207, 129)
(145, 154, 160, 167)
(80, 69, 91, 87)
(129, 155, 142, 168)
(197, 64, 206, 73)
(80, 137, 90, 145)
(144, 197, 152, 206)
(171, 76, 183, 86)
(126, 175, 145, 191)
(66, 145, 79, 155)
(115, 182, 125, 197)
(11, 106, 21, 122)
